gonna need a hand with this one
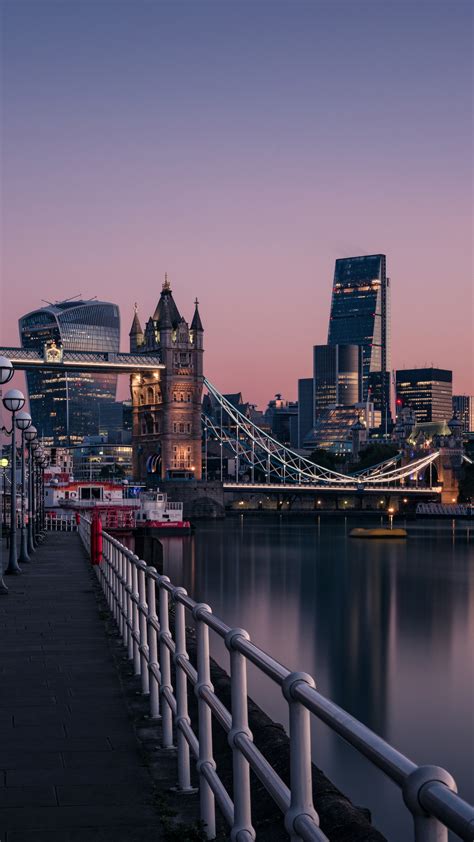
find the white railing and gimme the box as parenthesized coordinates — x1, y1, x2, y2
(45, 514, 78, 531)
(78, 517, 474, 842)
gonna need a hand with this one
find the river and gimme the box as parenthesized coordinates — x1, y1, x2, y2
(153, 515, 474, 841)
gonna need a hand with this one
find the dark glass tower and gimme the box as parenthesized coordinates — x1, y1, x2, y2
(328, 254, 391, 427)
(19, 300, 120, 445)
(313, 344, 361, 419)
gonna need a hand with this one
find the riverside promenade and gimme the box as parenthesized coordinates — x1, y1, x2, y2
(0, 534, 161, 842)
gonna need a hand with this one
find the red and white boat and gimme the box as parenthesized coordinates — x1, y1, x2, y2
(44, 476, 140, 532)
(134, 490, 191, 533)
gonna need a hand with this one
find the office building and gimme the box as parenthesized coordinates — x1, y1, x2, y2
(313, 344, 361, 419)
(328, 254, 391, 426)
(396, 368, 452, 423)
(303, 404, 373, 455)
(297, 378, 314, 448)
(19, 299, 120, 445)
(264, 394, 298, 445)
(452, 395, 474, 432)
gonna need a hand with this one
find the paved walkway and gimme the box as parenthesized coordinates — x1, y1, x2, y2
(0, 533, 160, 842)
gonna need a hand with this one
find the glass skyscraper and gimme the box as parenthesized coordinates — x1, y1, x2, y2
(313, 344, 361, 419)
(19, 300, 120, 445)
(328, 254, 391, 427)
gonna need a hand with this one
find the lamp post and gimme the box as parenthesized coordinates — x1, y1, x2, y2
(2, 388, 26, 575)
(16, 411, 32, 564)
(0, 356, 14, 594)
(25, 427, 37, 555)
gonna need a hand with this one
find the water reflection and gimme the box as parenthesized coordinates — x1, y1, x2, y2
(156, 516, 474, 841)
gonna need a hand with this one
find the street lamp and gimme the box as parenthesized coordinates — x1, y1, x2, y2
(0, 356, 13, 386)
(2, 389, 25, 575)
(0, 357, 14, 595)
(24, 426, 37, 555)
(16, 411, 32, 564)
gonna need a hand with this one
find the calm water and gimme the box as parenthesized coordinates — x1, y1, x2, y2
(155, 516, 474, 842)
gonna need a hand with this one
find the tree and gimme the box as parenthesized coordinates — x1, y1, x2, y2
(353, 443, 399, 472)
(458, 464, 474, 503)
(308, 449, 343, 471)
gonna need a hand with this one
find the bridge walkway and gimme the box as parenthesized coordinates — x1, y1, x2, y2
(0, 533, 161, 842)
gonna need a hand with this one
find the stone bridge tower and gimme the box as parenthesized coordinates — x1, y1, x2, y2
(435, 415, 464, 503)
(129, 276, 204, 482)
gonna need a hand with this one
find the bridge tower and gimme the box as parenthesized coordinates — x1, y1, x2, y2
(129, 277, 204, 481)
(435, 415, 464, 503)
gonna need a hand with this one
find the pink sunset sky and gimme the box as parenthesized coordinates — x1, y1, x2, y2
(1, 1, 472, 407)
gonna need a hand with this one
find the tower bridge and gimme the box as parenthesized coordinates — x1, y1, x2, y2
(1, 279, 467, 499)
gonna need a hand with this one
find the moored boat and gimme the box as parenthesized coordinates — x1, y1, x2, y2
(350, 527, 407, 539)
(134, 490, 191, 533)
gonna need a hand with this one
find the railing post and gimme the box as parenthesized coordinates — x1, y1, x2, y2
(403, 766, 457, 842)
(126, 553, 134, 662)
(147, 570, 160, 719)
(173, 587, 194, 792)
(225, 628, 255, 842)
(158, 576, 174, 749)
(193, 602, 216, 839)
(119, 550, 128, 646)
(281, 672, 321, 842)
(131, 556, 141, 676)
(138, 564, 149, 695)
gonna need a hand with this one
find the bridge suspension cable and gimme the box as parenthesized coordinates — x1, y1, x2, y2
(202, 379, 440, 488)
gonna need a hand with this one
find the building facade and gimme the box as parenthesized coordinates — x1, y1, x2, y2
(19, 300, 120, 445)
(452, 395, 474, 433)
(313, 343, 361, 419)
(328, 254, 391, 427)
(396, 368, 453, 423)
(297, 378, 314, 448)
(129, 277, 204, 481)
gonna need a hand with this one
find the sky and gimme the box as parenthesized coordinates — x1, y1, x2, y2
(1, 0, 472, 407)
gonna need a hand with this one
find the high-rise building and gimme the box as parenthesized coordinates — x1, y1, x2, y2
(328, 254, 391, 426)
(264, 394, 298, 445)
(396, 368, 452, 423)
(297, 378, 314, 448)
(313, 344, 361, 419)
(452, 395, 474, 432)
(19, 300, 120, 445)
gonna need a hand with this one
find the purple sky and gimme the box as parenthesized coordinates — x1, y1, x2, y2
(1, 0, 472, 407)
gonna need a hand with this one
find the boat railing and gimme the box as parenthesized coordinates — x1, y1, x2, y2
(45, 514, 78, 531)
(78, 515, 474, 842)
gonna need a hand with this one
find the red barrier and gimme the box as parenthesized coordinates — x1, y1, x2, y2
(91, 513, 103, 565)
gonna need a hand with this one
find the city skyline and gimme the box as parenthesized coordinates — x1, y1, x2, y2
(1, 0, 473, 407)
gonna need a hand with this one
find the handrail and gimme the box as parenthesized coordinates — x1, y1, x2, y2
(78, 516, 474, 842)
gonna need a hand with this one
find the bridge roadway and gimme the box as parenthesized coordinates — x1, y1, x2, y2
(223, 481, 442, 496)
(0, 533, 162, 841)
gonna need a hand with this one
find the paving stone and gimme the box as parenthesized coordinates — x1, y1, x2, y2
(0, 785, 57, 807)
(0, 534, 161, 838)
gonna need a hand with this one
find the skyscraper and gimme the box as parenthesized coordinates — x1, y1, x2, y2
(396, 368, 452, 423)
(452, 395, 474, 433)
(328, 254, 391, 427)
(297, 378, 314, 448)
(313, 344, 361, 419)
(19, 299, 120, 444)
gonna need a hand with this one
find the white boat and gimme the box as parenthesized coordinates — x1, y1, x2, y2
(135, 490, 191, 532)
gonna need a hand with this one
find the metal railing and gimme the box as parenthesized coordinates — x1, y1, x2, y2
(45, 514, 78, 531)
(78, 517, 474, 842)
